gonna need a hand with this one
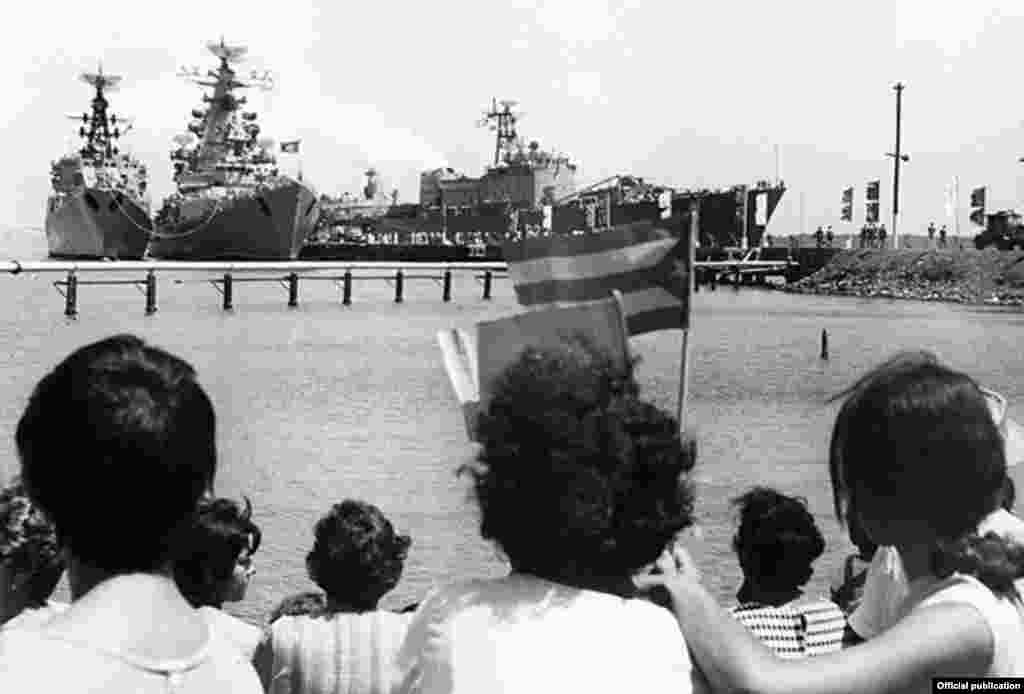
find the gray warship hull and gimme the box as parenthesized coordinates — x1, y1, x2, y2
(44, 188, 152, 259)
(149, 179, 319, 260)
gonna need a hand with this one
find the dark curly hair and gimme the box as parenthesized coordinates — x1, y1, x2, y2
(731, 487, 825, 595)
(462, 336, 696, 583)
(15, 334, 216, 574)
(174, 496, 261, 608)
(830, 352, 1024, 598)
(0, 478, 63, 610)
(306, 500, 411, 610)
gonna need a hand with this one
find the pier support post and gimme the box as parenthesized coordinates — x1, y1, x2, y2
(222, 273, 233, 311)
(64, 271, 78, 318)
(442, 270, 452, 302)
(342, 270, 352, 305)
(145, 270, 157, 315)
(482, 271, 493, 300)
(395, 269, 404, 303)
(287, 273, 299, 308)
(820, 329, 829, 360)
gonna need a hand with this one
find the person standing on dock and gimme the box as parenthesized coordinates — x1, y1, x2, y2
(825, 226, 834, 248)
(927, 222, 936, 248)
(939, 225, 948, 249)
(878, 225, 887, 250)
(815, 226, 825, 249)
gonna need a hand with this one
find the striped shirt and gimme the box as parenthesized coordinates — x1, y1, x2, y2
(730, 599, 846, 659)
(263, 611, 412, 694)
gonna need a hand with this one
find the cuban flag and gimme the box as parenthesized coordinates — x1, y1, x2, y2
(502, 220, 692, 335)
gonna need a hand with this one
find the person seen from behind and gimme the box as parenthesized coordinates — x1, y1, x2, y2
(0, 478, 64, 629)
(254, 499, 412, 694)
(395, 337, 707, 694)
(846, 360, 1024, 644)
(635, 351, 1024, 691)
(174, 496, 263, 659)
(730, 486, 845, 658)
(0, 334, 261, 692)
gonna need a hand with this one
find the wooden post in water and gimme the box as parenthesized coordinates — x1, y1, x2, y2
(820, 329, 829, 360)
(442, 269, 452, 302)
(64, 271, 78, 318)
(342, 270, 352, 305)
(222, 273, 233, 311)
(287, 273, 299, 308)
(395, 269, 404, 303)
(145, 270, 157, 315)
(482, 271, 493, 300)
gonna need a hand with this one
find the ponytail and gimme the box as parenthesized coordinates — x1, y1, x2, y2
(931, 531, 1024, 599)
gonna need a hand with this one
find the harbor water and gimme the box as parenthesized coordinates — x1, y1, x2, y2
(1, 226, 1023, 625)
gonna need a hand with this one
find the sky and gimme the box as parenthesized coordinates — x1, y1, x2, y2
(4, 0, 1024, 238)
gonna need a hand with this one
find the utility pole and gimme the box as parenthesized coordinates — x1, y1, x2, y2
(886, 83, 909, 248)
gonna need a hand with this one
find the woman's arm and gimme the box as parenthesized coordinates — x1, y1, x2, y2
(636, 569, 992, 694)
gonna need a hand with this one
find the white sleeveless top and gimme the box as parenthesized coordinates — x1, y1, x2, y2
(904, 574, 1024, 675)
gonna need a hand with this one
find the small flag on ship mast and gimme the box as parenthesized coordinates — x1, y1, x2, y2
(280, 140, 301, 154)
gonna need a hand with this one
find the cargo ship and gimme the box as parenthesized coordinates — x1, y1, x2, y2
(302, 99, 786, 260)
(149, 39, 319, 260)
(45, 67, 152, 259)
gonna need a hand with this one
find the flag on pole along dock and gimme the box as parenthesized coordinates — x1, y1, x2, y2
(502, 219, 692, 335)
(280, 140, 301, 153)
(944, 179, 957, 218)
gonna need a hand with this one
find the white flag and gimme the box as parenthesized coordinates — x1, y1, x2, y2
(944, 178, 957, 218)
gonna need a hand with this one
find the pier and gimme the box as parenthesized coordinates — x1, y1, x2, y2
(0, 251, 833, 317)
(0, 260, 507, 317)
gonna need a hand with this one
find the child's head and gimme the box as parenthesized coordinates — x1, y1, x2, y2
(306, 500, 410, 610)
(0, 478, 63, 620)
(830, 352, 1022, 594)
(731, 487, 825, 595)
(174, 496, 261, 608)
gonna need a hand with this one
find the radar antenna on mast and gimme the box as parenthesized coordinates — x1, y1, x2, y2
(79, 63, 122, 93)
(207, 37, 248, 64)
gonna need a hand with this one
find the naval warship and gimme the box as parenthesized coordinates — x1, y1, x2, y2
(149, 39, 319, 260)
(45, 67, 152, 259)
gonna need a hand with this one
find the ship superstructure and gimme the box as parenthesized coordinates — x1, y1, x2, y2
(45, 66, 152, 259)
(149, 38, 318, 260)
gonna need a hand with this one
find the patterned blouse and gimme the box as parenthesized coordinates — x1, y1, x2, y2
(730, 599, 846, 659)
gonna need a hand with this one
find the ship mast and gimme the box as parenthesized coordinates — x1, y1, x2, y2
(175, 38, 274, 175)
(478, 98, 520, 167)
(69, 65, 129, 162)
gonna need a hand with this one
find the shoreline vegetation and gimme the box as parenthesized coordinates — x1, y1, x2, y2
(781, 248, 1024, 307)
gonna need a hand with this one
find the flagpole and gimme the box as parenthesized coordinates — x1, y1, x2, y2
(678, 199, 698, 436)
(954, 176, 961, 238)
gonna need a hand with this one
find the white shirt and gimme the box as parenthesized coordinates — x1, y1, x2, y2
(394, 573, 703, 694)
(0, 612, 262, 692)
(849, 509, 1024, 639)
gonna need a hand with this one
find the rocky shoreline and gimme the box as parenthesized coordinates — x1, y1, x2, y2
(782, 249, 1024, 307)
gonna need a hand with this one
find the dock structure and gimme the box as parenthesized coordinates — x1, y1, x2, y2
(0, 260, 507, 317)
(0, 253, 817, 317)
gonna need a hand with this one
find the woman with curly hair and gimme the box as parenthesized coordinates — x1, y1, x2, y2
(0, 478, 64, 628)
(174, 496, 263, 659)
(729, 487, 845, 658)
(0, 335, 261, 692)
(394, 338, 705, 694)
(636, 351, 1024, 692)
(255, 499, 413, 694)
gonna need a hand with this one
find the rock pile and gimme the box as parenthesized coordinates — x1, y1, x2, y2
(783, 249, 1024, 307)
